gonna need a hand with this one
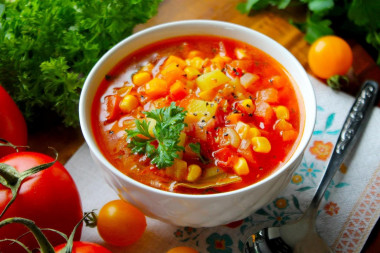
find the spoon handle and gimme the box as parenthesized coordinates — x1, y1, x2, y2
(309, 80, 379, 210)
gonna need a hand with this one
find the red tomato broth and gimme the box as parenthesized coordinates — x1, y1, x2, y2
(91, 35, 303, 194)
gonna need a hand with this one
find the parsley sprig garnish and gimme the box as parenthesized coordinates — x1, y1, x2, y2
(126, 102, 187, 169)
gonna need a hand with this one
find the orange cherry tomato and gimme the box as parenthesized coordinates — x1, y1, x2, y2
(97, 199, 146, 246)
(167, 246, 199, 253)
(308, 35, 353, 79)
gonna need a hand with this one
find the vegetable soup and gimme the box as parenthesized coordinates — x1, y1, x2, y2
(92, 36, 302, 194)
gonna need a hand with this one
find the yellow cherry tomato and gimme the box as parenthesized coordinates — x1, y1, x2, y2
(308, 35, 353, 79)
(167, 246, 199, 253)
(97, 199, 147, 246)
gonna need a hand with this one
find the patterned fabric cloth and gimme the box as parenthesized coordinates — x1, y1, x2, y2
(66, 76, 380, 253)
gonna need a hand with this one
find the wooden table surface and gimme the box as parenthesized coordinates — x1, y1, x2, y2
(28, 0, 379, 252)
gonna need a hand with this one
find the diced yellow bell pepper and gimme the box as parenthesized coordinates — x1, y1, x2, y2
(185, 99, 217, 124)
(196, 70, 230, 91)
(187, 164, 202, 182)
(251, 136, 271, 153)
(119, 95, 139, 113)
(233, 157, 249, 176)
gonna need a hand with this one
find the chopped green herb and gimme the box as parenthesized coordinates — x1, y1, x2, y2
(189, 142, 209, 164)
(126, 102, 187, 169)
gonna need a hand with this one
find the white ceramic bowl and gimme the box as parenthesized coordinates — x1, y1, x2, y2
(79, 20, 316, 227)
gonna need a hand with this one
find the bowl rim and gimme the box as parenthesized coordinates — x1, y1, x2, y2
(79, 19, 316, 199)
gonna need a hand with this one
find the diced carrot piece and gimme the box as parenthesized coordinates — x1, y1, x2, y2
(282, 129, 298, 141)
(187, 50, 204, 59)
(226, 113, 242, 125)
(104, 95, 121, 122)
(145, 78, 168, 98)
(254, 101, 275, 126)
(198, 87, 218, 101)
(163, 55, 186, 69)
(170, 80, 188, 100)
(229, 60, 252, 72)
(160, 62, 186, 85)
(257, 88, 279, 103)
(274, 119, 294, 131)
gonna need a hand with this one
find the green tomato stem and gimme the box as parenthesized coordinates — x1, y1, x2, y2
(0, 217, 55, 253)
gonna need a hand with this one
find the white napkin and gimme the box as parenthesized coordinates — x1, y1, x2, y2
(65, 75, 380, 252)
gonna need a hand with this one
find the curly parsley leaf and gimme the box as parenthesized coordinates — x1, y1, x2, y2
(0, 0, 163, 127)
(126, 103, 187, 169)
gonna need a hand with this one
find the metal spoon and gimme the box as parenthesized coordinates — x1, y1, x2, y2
(244, 80, 379, 253)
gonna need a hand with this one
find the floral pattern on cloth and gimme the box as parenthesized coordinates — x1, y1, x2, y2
(172, 105, 354, 252)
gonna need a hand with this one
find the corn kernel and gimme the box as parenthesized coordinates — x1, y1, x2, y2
(248, 127, 261, 138)
(233, 157, 249, 176)
(187, 164, 202, 182)
(251, 136, 271, 153)
(274, 106, 290, 120)
(240, 99, 255, 114)
(184, 66, 201, 80)
(119, 95, 139, 113)
(132, 71, 152, 86)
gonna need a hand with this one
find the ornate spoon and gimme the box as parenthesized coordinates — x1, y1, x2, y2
(244, 80, 379, 253)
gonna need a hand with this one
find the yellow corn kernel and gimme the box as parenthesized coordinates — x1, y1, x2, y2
(119, 95, 139, 113)
(240, 99, 255, 114)
(187, 164, 202, 182)
(184, 66, 201, 80)
(247, 127, 261, 138)
(132, 71, 152, 86)
(274, 106, 290, 120)
(166, 159, 188, 181)
(233, 157, 249, 176)
(251, 136, 271, 153)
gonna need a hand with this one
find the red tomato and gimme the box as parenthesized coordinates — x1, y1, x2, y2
(308, 35, 353, 79)
(55, 241, 111, 253)
(97, 199, 146, 246)
(0, 152, 83, 253)
(0, 86, 28, 157)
